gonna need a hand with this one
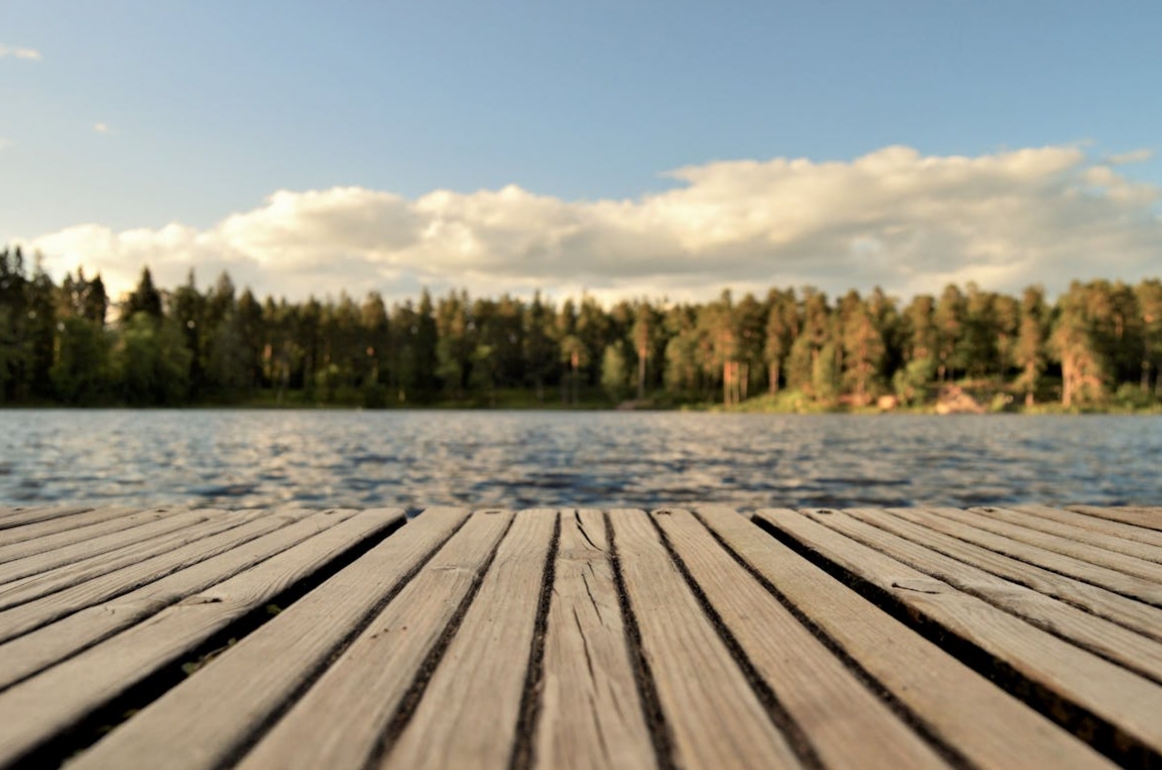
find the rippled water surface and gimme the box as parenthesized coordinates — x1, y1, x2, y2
(1, 409, 1159, 509)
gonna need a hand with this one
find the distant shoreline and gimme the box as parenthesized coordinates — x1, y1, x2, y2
(3, 399, 1160, 415)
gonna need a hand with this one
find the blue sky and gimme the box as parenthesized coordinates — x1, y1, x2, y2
(2, 1, 1160, 301)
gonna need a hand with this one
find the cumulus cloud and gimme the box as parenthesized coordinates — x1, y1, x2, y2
(0, 45, 42, 61)
(24, 145, 1162, 304)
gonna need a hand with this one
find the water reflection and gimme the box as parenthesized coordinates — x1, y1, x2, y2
(0, 410, 1159, 509)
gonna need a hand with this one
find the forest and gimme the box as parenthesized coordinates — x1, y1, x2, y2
(2, 244, 1161, 412)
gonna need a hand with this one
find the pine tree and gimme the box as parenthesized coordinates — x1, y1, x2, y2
(1135, 279, 1162, 395)
(390, 300, 418, 403)
(993, 293, 1020, 379)
(631, 301, 657, 400)
(840, 293, 886, 406)
(663, 304, 701, 398)
(0, 246, 31, 402)
(1052, 282, 1110, 407)
(26, 256, 58, 399)
(735, 293, 765, 402)
(51, 317, 111, 404)
(697, 290, 742, 405)
(1014, 286, 1048, 406)
(763, 288, 798, 395)
(523, 291, 556, 402)
(576, 295, 610, 390)
(236, 288, 265, 391)
(414, 289, 439, 401)
(124, 267, 164, 320)
(963, 283, 1000, 378)
(903, 294, 937, 362)
(84, 274, 109, 326)
(435, 290, 471, 398)
(559, 334, 588, 405)
(934, 284, 967, 381)
(601, 343, 630, 402)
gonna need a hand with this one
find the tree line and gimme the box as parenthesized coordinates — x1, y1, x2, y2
(2, 244, 1161, 410)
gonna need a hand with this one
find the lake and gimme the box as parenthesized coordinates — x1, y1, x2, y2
(0, 410, 1159, 510)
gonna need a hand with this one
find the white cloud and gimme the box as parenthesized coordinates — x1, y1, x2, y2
(23, 144, 1162, 305)
(93, 123, 112, 134)
(0, 137, 9, 151)
(1108, 148, 1153, 166)
(0, 45, 42, 61)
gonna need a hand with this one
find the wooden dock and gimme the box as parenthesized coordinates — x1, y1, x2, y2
(0, 503, 1159, 769)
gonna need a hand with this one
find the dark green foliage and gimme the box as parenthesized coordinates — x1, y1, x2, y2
(1, 243, 1160, 410)
(51, 318, 112, 404)
(601, 342, 630, 401)
(523, 291, 556, 402)
(117, 313, 192, 405)
(124, 267, 163, 320)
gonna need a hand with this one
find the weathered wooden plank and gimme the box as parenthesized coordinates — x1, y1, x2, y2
(0, 508, 357, 689)
(224, 509, 517, 770)
(925, 507, 1162, 583)
(964, 506, 1162, 564)
(0, 509, 271, 612)
(702, 507, 1115, 770)
(889, 507, 1162, 606)
(532, 509, 654, 770)
(1010, 504, 1162, 549)
(379, 509, 558, 770)
(1065, 505, 1162, 532)
(0, 506, 48, 520)
(0, 508, 230, 585)
(816, 509, 1162, 684)
(848, 507, 1162, 644)
(0, 507, 403, 768)
(0, 510, 305, 643)
(70, 507, 474, 770)
(0, 508, 156, 563)
(0, 506, 150, 550)
(655, 508, 949, 770)
(607, 508, 803, 770)
(760, 509, 1162, 765)
(0, 506, 94, 529)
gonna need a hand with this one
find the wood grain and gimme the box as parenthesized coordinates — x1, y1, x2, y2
(926, 506, 1162, 583)
(0, 508, 357, 689)
(1066, 505, 1162, 532)
(848, 506, 1162, 644)
(0, 509, 265, 610)
(887, 507, 1162, 606)
(0, 507, 147, 551)
(815, 508, 1162, 684)
(708, 507, 1115, 770)
(213, 509, 515, 770)
(2, 505, 1152, 770)
(608, 508, 804, 770)
(762, 509, 1162, 763)
(532, 509, 655, 770)
(381, 510, 558, 770)
(0, 506, 95, 530)
(655, 508, 950, 770)
(0, 510, 302, 643)
(71, 507, 465, 770)
(0, 508, 227, 585)
(0, 508, 402, 768)
(1009, 504, 1162, 549)
(964, 506, 1162, 564)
